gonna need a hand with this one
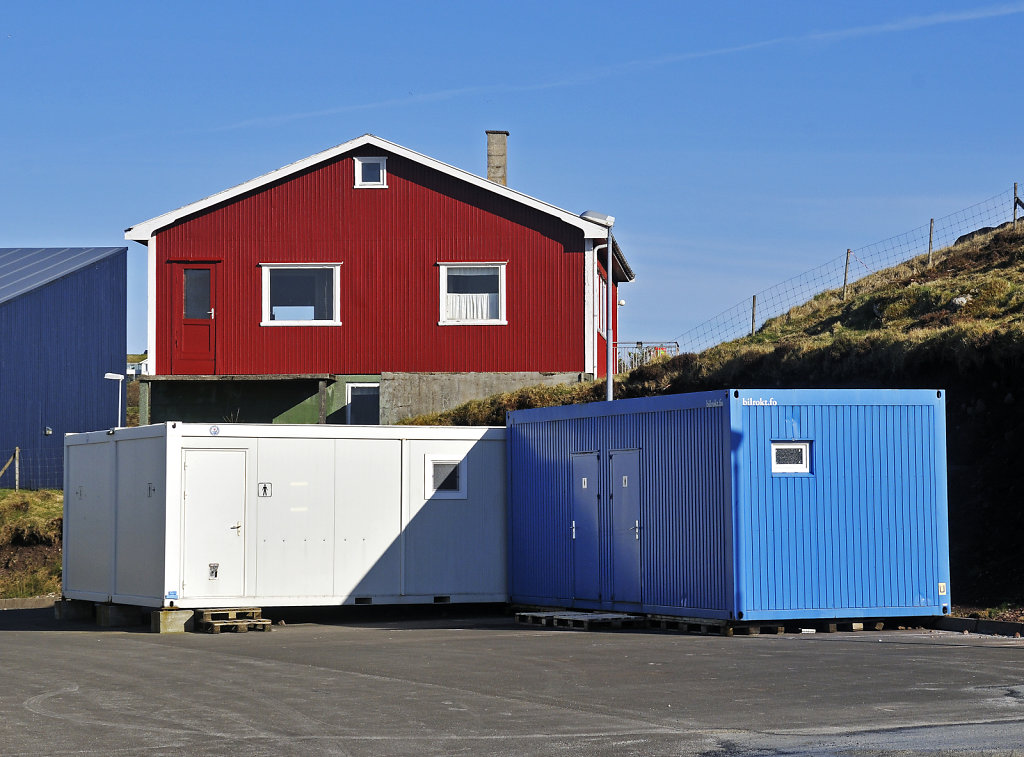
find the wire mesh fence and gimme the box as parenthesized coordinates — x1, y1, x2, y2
(672, 185, 1022, 355)
(615, 341, 681, 373)
(0, 447, 64, 491)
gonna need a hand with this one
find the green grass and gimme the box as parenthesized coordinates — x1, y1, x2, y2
(1, 565, 62, 598)
(0, 489, 63, 598)
(127, 379, 140, 427)
(0, 489, 63, 543)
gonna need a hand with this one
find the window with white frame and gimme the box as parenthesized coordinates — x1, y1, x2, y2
(596, 270, 609, 335)
(771, 441, 811, 474)
(424, 455, 468, 499)
(353, 156, 387, 188)
(438, 263, 507, 325)
(260, 264, 341, 325)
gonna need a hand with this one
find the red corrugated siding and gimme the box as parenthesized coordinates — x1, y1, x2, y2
(155, 149, 602, 375)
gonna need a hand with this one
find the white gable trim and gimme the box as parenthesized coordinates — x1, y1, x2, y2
(124, 134, 614, 243)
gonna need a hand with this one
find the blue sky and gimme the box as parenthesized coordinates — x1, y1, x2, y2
(2, 1, 1022, 353)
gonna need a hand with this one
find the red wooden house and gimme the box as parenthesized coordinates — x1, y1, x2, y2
(126, 133, 633, 424)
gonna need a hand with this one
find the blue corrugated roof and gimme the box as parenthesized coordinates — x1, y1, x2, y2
(0, 247, 127, 306)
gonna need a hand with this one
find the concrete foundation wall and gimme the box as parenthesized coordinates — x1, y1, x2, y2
(380, 372, 589, 424)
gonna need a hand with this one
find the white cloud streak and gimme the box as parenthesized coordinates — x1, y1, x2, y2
(212, 3, 1024, 131)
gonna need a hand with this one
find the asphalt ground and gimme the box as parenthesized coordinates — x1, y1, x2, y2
(1, 606, 1023, 756)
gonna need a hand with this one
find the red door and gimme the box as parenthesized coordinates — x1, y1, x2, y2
(173, 264, 217, 374)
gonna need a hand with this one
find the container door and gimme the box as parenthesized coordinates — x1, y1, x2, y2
(173, 263, 217, 374)
(255, 438, 335, 598)
(610, 449, 641, 605)
(571, 452, 600, 603)
(182, 448, 246, 598)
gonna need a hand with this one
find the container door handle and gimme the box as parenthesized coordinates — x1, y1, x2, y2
(634, 520, 640, 540)
(571, 520, 576, 540)
(230, 522, 241, 535)
(208, 308, 215, 319)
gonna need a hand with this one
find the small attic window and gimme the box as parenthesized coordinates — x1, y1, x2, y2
(354, 156, 387, 188)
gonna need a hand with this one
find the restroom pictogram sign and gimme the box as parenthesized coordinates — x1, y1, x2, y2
(258, 483, 272, 497)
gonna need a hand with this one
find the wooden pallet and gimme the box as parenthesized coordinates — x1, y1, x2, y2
(199, 618, 273, 634)
(649, 617, 887, 636)
(516, 611, 560, 627)
(515, 611, 645, 631)
(516, 608, 890, 637)
(194, 607, 272, 634)
(648, 617, 745, 636)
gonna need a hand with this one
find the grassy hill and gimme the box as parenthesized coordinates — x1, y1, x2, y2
(0, 489, 62, 598)
(408, 226, 1024, 604)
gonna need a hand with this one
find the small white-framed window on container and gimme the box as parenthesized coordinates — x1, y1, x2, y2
(770, 441, 811, 474)
(424, 455, 468, 499)
(353, 156, 387, 188)
(260, 264, 342, 326)
(438, 262, 507, 325)
(346, 383, 380, 425)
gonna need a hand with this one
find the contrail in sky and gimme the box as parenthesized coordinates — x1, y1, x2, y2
(212, 3, 1024, 131)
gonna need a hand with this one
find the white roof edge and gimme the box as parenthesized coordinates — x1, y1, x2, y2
(124, 134, 613, 242)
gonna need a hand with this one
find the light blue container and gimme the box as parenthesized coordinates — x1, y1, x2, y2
(507, 389, 950, 621)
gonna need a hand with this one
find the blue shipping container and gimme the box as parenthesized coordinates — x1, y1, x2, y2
(506, 389, 951, 621)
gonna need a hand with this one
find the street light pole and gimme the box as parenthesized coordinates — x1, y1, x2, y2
(606, 230, 615, 401)
(104, 372, 125, 428)
(580, 210, 618, 402)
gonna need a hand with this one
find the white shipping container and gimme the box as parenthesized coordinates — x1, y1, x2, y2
(63, 422, 507, 609)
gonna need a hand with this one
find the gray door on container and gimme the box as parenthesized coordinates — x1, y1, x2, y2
(571, 452, 600, 602)
(610, 449, 641, 604)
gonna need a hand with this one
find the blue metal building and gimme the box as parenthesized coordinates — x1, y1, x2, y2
(0, 248, 127, 489)
(507, 389, 951, 622)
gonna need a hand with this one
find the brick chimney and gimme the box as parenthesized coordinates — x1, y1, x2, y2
(486, 130, 509, 186)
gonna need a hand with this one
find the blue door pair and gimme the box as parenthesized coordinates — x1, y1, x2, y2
(570, 450, 641, 606)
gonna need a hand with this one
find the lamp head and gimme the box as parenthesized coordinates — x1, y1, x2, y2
(580, 210, 615, 228)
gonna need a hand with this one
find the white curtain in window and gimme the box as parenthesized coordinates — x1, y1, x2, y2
(445, 266, 500, 320)
(446, 293, 498, 320)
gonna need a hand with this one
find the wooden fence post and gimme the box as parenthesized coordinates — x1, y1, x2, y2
(928, 218, 934, 268)
(750, 295, 757, 336)
(842, 249, 851, 300)
(1015, 182, 1019, 229)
